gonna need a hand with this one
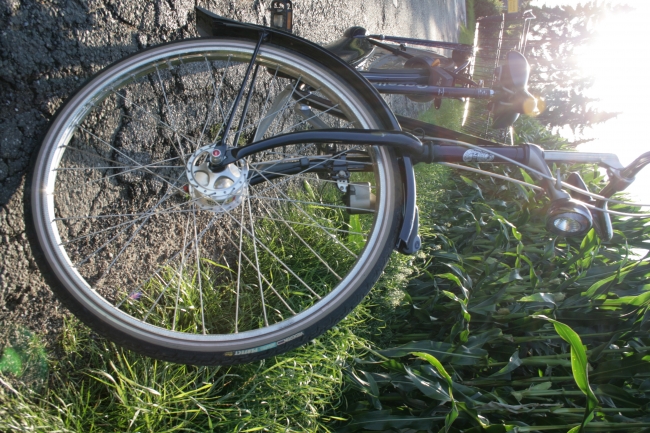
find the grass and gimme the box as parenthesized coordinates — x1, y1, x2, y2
(0, 6, 468, 430)
(0, 163, 423, 432)
(336, 22, 650, 427)
(0, 305, 393, 432)
(465, 0, 476, 28)
(334, 11, 650, 431)
(462, 0, 476, 45)
(417, 99, 466, 134)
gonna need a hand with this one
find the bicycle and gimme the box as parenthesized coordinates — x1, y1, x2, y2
(25, 5, 650, 365)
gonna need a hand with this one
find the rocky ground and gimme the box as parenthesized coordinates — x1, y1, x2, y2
(0, 0, 465, 348)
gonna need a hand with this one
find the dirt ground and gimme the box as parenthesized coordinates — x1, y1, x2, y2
(0, 0, 465, 347)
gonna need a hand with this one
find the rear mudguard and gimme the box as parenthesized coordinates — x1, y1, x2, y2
(396, 156, 420, 254)
(195, 7, 399, 129)
(195, 7, 420, 254)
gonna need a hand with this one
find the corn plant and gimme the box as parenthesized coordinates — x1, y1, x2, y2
(341, 132, 650, 432)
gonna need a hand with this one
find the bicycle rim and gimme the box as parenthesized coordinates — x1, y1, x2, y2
(30, 38, 400, 364)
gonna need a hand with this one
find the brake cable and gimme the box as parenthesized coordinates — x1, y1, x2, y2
(432, 138, 650, 209)
(438, 161, 650, 218)
(438, 162, 543, 191)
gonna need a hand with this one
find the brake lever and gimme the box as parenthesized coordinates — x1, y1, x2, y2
(591, 151, 650, 242)
(598, 150, 650, 199)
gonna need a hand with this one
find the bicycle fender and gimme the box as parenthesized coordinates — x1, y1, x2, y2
(195, 7, 419, 253)
(396, 156, 421, 255)
(195, 7, 400, 132)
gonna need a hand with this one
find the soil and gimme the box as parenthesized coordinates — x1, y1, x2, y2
(0, 0, 465, 350)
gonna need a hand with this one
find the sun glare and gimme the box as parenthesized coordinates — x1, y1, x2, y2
(531, 0, 650, 205)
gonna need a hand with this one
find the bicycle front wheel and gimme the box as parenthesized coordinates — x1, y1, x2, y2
(28, 38, 402, 365)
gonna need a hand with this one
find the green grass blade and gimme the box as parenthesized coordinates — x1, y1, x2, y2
(535, 316, 598, 432)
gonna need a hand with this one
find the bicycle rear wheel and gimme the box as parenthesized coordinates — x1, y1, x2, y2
(28, 38, 402, 365)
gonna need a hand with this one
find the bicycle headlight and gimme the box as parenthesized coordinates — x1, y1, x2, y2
(546, 198, 593, 237)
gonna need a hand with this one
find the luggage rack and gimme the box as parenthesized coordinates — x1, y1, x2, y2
(463, 10, 536, 143)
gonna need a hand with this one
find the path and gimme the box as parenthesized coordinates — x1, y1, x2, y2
(0, 0, 465, 344)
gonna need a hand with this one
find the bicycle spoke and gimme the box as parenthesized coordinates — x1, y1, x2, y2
(250, 192, 374, 214)
(235, 200, 245, 333)
(172, 218, 191, 331)
(198, 55, 232, 148)
(215, 199, 323, 300)
(59, 144, 181, 172)
(115, 210, 225, 309)
(218, 217, 296, 318)
(155, 65, 189, 162)
(191, 204, 207, 335)
(257, 197, 342, 280)
(80, 177, 182, 275)
(254, 66, 281, 137)
(109, 88, 199, 152)
(249, 146, 356, 196)
(55, 162, 180, 171)
(246, 193, 269, 327)
(275, 102, 342, 136)
(251, 171, 358, 259)
(55, 207, 194, 223)
(77, 126, 186, 195)
(252, 78, 304, 141)
(57, 148, 183, 191)
(143, 273, 176, 323)
(248, 213, 366, 237)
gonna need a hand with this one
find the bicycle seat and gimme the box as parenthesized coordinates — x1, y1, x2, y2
(322, 27, 375, 66)
(490, 51, 537, 129)
(498, 50, 529, 90)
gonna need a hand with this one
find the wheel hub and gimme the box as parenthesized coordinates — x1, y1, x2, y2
(186, 145, 249, 212)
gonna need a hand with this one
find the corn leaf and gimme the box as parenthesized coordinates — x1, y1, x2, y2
(535, 316, 598, 432)
(411, 352, 459, 433)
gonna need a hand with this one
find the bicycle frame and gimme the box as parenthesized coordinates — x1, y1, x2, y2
(196, 7, 650, 252)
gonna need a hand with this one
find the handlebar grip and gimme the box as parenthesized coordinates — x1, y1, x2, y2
(598, 150, 650, 199)
(621, 151, 650, 179)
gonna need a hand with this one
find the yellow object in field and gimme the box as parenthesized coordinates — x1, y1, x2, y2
(508, 0, 519, 13)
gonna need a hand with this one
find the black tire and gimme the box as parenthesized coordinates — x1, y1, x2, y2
(27, 37, 402, 365)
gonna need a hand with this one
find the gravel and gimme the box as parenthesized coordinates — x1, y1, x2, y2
(0, 0, 465, 349)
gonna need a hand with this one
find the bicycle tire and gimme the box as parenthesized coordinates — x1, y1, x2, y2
(27, 37, 402, 365)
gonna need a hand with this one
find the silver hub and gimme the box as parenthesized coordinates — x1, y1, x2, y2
(186, 145, 249, 212)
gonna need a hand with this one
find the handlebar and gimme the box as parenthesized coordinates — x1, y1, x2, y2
(622, 151, 650, 178)
(597, 151, 650, 200)
(421, 139, 649, 241)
